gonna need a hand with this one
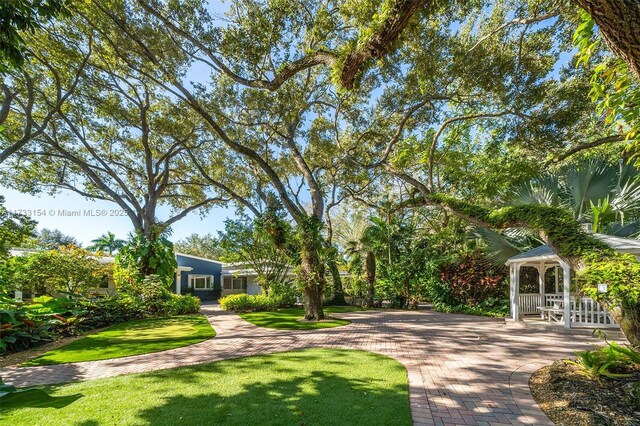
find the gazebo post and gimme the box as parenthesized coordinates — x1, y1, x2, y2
(510, 263, 520, 322)
(560, 261, 571, 329)
(538, 263, 545, 318)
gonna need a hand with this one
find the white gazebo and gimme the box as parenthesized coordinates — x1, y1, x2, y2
(506, 233, 640, 329)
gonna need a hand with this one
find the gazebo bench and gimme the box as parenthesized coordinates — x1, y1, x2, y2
(537, 306, 564, 323)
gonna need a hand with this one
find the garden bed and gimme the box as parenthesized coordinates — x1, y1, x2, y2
(530, 360, 640, 425)
(0, 330, 102, 368)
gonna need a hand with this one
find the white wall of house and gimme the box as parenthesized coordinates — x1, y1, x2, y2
(247, 277, 262, 295)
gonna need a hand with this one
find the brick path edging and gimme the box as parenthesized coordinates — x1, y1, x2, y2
(509, 362, 554, 425)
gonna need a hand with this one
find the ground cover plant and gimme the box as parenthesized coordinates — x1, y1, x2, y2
(531, 355, 640, 425)
(21, 315, 214, 365)
(0, 290, 201, 355)
(238, 306, 367, 330)
(1, 349, 412, 426)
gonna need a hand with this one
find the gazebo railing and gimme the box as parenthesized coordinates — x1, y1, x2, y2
(518, 293, 563, 314)
(518, 293, 617, 327)
(518, 294, 544, 314)
(570, 297, 617, 327)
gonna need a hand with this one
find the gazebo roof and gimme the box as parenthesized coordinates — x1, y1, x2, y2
(506, 233, 640, 264)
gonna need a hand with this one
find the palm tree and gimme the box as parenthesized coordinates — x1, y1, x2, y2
(87, 232, 126, 255)
(510, 159, 640, 232)
(477, 159, 640, 261)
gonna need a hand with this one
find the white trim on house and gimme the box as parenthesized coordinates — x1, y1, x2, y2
(188, 274, 215, 290)
(175, 252, 225, 264)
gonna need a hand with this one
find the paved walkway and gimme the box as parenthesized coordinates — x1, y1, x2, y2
(1, 306, 610, 425)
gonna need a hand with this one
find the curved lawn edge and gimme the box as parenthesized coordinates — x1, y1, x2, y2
(2, 348, 412, 426)
(20, 314, 215, 366)
(237, 306, 373, 330)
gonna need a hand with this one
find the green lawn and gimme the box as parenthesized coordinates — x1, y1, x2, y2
(239, 306, 369, 330)
(2, 349, 411, 426)
(21, 315, 215, 366)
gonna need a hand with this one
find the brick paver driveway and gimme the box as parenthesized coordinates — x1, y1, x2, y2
(1, 305, 609, 425)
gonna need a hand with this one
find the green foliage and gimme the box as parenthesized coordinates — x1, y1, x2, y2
(566, 347, 633, 384)
(0, 0, 71, 72)
(425, 276, 509, 318)
(219, 293, 273, 312)
(0, 195, 36, 258)
(174, 233, 223, 260)
(31, 228, 79, 250)
(164, 294, 201, 315)
(430, 193, 611, 258)
(86, 232, 126, 255)
(439, 251, 508, 306)
(0, 285, 201, 354)
(267, 281, 300, 307)
(5, 245, 111, 296)
(574, 10, 639, 153)
(115, 234, 177, 288)
(218, 216, 292, 292)
(578, 253, 640, 309)
(608, 341, 640, 365)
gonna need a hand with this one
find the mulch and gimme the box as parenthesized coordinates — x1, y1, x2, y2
(530, 360, 640, 426)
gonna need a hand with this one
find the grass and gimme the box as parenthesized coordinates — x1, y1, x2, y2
(21, 315, 215, 366)
(2, 349, 412, 426)
(239, 306, 370, 330)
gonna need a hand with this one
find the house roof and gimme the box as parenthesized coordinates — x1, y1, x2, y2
(506, 233, 640, 264)
(174, 252, 224, 264)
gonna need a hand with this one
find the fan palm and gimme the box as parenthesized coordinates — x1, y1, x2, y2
(478, 159, 640, 262)
(510, 159, 640, 230)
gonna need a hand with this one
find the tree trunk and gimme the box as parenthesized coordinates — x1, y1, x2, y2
(299, 226, 326, 321)
(303, 283, 325, 321)
(326, 258, 348, 305)
(365, 251, 376, 308)
(573, 0, 640, 79)
(604, 304, 640, 347)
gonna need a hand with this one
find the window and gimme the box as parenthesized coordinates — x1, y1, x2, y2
(223, 276, 247, 290)
(189, 275, 214, 290)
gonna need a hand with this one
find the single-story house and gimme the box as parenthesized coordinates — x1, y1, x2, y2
(506, 232, 640, 329)
(10, 249, 288, 301)
(175, 257, 301, 300)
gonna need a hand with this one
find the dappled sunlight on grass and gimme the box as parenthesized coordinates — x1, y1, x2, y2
(238, 306, 370, 330)
(21, 315, 215, 366)
(3, 349, 411, 426)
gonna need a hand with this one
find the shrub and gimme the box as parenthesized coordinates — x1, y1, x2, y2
(6, 246, 111, 296)
(219, 293, 273, 312)
(117, 274, 170, 315)
(115, 234, 177, 288)
(439, 251, 508, 306)
(268, 281, 299, 307)
(165, 294, 201, 315)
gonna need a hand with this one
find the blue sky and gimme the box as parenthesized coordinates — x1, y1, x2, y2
(0, 2, 573, 246)
(1, 187, 236, 246)
(1, 1, 236, 246)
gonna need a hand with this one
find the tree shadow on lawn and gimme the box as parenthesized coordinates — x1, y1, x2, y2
(21, 316, 215, 366)
(135, 371, 411, 426)
(0, 388, 83, 410)
(1, 350, 411, 426)
(22, 335, 212, 366)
